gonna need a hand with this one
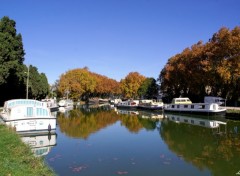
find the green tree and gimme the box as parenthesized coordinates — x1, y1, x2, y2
(0, 16, 25, 104)
(138, 77, 159, 99)
(27, 65, 49, 99)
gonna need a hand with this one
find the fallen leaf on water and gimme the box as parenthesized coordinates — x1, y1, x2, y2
(116, 171, 128, 175)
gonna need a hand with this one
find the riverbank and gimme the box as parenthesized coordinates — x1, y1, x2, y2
(226, 107, 240, 120)
(0, 124, 55, 176)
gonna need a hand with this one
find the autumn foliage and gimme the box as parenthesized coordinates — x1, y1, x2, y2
(58, 68, 120, 100)
(120, 72, 146, 99)
(159, 27, 240, 103)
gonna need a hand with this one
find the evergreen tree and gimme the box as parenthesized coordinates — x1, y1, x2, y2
(0, 16, 25, 105)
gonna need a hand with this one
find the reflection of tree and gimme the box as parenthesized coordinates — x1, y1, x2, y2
(57, 109, 118, 139)
(57, 108, 159, 139)
(120, 115, 143, 133)
(160, 119, 240, 176)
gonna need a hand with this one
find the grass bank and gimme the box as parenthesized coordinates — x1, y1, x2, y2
(226, 109, 240, 120)
(0, 124, 55, 176)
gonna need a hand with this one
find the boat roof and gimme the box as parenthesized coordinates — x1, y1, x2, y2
(4, 99, 45, 109)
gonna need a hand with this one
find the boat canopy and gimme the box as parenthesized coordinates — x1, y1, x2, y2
(4, 99, 45, 109)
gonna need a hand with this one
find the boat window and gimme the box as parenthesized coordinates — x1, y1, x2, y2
(171, 105, 174, 108)
(27, 107, 33, 117)
(184, 105, 188, 108)
(191, 105, 194, 109)
(191, 120, 194, 124)
(177, 105, 180, 108)
(184, 119, 188, 123)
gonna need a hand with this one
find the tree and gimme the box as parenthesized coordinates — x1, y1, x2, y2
(138, 77, 159, 99)
(159, 26, 240, 105)
(0, 16, 25, 104)
(25, 65, 49, 99)
(90, 72, 120, 98)
(58, 68, 97, 101)
(120, 72, 146, 99)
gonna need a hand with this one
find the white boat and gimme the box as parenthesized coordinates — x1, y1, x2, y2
(0, 99, 56, 133)
(20, 132, 57, 157)
(58, 99, 74, 107)
(110, 98, 122, 105)
(116, 100, 139, 109)
(204, 96, 225, 105)
(41, 98, 59, 112)
(138, 99, 164, 110)
(164, 97, 226, 115)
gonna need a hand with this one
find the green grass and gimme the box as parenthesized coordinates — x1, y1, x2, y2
(0, 124, 55, 176)
(226, 109, 240, 120)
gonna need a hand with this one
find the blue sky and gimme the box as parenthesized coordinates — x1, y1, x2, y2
(1, 0, 239, 84)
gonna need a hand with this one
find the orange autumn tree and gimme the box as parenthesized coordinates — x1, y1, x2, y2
(58, 68, 121, 100)
(159, 26, 240, 103)
(58, 68, 96, 100)
(120, 72, 146, 99)
(91, 72, 121, 97)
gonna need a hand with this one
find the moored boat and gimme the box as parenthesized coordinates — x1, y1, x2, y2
(164, 97, 226, 116)
(58, 99, 74, 107)
(0, 99, 56, 133)
(41, 98, 59, 112)
(138, 99, 164, 110)
(116, 100, 139, 109)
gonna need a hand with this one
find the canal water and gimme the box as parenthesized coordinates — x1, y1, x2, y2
(42, 105, 240, 176)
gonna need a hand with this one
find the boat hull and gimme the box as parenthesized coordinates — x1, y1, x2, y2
(4, 118, 57, 133)
(138, 105, 163, 111)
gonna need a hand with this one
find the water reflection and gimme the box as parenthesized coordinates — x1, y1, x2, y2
(45, 106, 240, 176)
(57, 107, 161, 138)
(20, 132, 57, 157)
(160, 113, 240, 176)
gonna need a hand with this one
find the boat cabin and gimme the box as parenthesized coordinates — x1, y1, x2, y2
(171, 98, 192, 104)
(204, 96, 225, 105)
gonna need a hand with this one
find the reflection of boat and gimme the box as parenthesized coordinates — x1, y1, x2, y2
(138, 99, 164, 110)
(164, 97, 226, 115)
(164, 114, 226, 129)
(0, 99, 56, 133)
(58, 106, 74, 113)
(139, 111, 164, 119)
(20, 132, 57, 157)
(116, 100, 139, 109)
(117, 109, 139, 115)
(99, 98, 109, 104)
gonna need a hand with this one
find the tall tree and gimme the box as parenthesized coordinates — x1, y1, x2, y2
(120, 72, 146, 99)
(138, 77, 159, 99)
(58, 68, 97, 101)
(159, 26, 240, 104)
(0, 16, 25, 104)
(25, 65, 49, 99)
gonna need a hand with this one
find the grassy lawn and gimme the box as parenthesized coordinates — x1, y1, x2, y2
(0, 124, 55, 176)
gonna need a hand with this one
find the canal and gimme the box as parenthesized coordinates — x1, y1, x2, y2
(40, 105, 240, 175)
